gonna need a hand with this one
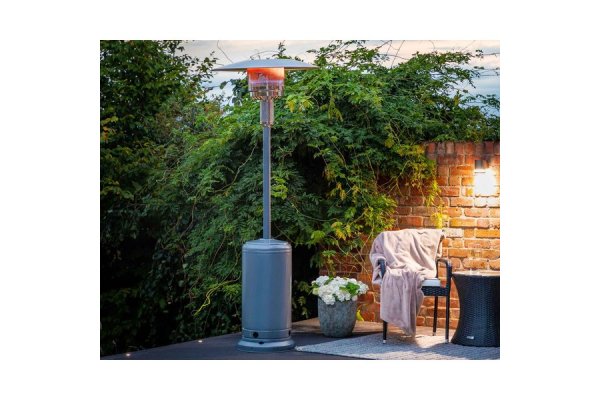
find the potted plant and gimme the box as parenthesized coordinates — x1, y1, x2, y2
(311, 276, 369, 337)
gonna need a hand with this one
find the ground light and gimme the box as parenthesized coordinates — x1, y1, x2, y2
(214, 59, 317, 352)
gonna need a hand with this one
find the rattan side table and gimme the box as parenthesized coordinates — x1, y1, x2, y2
(451, 270, 500, 347)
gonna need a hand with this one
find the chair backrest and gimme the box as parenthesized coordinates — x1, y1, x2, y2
(370, 229, 445, 281)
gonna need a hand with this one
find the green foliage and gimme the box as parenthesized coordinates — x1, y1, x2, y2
(292, 279, 313, 320)
(100, 40, 217, 355)
(100, 40, 499, 356)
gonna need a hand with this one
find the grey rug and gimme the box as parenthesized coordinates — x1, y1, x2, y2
(296, 333, 500, 360)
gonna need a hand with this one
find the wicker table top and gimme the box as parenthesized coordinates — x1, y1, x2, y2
(453, 270, 500, 277)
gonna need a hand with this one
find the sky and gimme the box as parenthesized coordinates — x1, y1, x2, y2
(183, 40, 500, 105)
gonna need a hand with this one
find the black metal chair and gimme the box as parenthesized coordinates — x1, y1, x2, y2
(378, 258, 452, 343)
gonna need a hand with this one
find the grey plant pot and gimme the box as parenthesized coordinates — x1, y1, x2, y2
(317, 298, 358, 338)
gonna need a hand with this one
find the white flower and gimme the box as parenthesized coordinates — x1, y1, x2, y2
(315, 276, 329, 286)
(358, 282, 368, 294)
(322, 294, 335, 305)
(312, 275, 369, 304)
(317, 285, 331, 297)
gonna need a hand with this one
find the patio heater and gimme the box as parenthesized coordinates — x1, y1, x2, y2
(214, 59, 317, 352)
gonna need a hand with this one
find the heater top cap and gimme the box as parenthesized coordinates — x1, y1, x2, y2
(213, 59, 317, 71)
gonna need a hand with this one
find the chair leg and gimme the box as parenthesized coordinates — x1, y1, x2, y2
(433, 296, 438, 336)
(445, 292, 450, 343)
(383, 321, 388, 344)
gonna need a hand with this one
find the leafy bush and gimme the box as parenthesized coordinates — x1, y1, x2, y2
(100, 40, 217, 354)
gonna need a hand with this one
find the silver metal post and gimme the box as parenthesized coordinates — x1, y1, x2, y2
(260, 98, 273, 239)
(262, 124, 271, 239)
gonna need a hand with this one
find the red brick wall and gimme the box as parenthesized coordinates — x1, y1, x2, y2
(318, 141, 500, 331)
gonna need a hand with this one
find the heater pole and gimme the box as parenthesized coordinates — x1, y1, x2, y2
(260, 98, 274, 239)
(262, 123, 271, 239)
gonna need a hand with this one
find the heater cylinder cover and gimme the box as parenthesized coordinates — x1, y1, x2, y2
(238, 238, 294, 351)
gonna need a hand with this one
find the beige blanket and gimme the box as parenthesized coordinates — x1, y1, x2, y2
(369, 229, 445, 336)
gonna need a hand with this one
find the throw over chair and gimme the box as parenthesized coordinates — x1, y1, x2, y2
(378, 258, 452, 343)
(371, 229, 452, 343)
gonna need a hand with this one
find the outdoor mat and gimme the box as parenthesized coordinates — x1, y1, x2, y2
(295, 333, 500, 360)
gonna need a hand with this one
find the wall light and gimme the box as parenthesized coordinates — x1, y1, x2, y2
(474, 159, 488, 171)
(474, 158, 496, 196)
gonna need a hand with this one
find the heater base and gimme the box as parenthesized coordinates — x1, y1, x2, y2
(236, 337, 295, 353)
(239, 239, 293, 353)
